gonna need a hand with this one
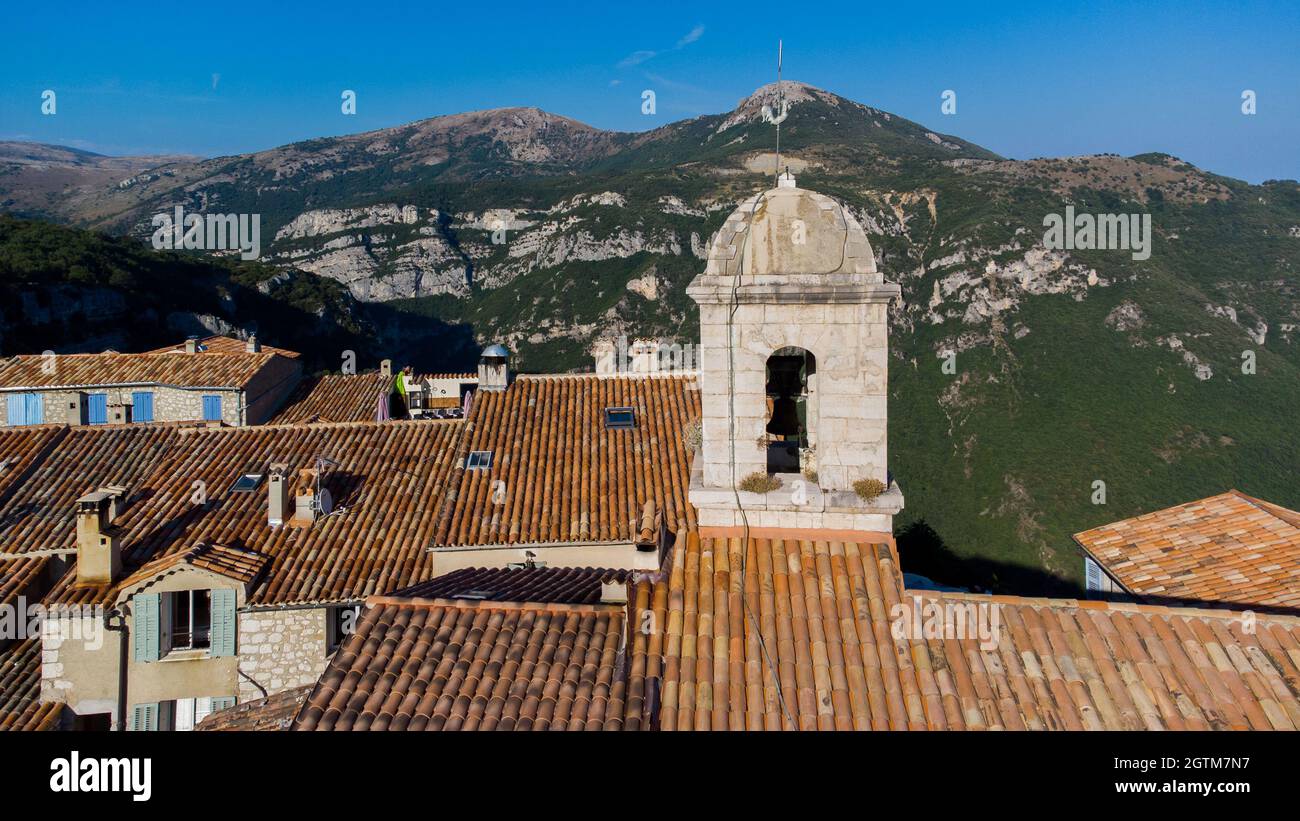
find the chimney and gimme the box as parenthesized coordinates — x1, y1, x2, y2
(290, 467, 330, 526)
(245, 334, 261, 353)
(635, 500, 657, 552)
(267, 462, 289, 526)
(75, 486, 126, 585)
(380, 360, 393, 379)
(185, 336, 199, 354)
(477, 344, 510, 392)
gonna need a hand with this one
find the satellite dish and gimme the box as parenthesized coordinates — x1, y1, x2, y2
(317, 488, 333, 516)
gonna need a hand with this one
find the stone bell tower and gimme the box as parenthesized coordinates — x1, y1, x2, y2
(687, 171, 904, 534)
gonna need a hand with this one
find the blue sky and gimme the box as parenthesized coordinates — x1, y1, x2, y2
(1, 0, 1296, 182)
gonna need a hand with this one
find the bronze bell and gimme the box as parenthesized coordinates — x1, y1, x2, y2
(766, 394, 801, 436)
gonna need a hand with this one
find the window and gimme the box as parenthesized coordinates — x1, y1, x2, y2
(326, 605, 361, 654)
(5, 393, 43, 426)
(201, 394, 223, 421)
(230, 473, 263, 493)
(466, 450, 493, 470)
(165, 589, 212, 651)
(133, 697, 234, 731)
(86, 393, 108, 425)
(604, 407, 635, 430)
(132, 391, 154, 423)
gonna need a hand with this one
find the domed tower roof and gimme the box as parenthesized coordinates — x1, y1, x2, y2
(703, 171, 878, 280)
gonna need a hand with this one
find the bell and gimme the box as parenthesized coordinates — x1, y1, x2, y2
(767, 395, 800, 436)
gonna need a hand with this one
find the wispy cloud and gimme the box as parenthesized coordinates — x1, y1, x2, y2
(617, 50, 657, 69)
(676, 24, 705, 48)
(615, 23, 705, 70)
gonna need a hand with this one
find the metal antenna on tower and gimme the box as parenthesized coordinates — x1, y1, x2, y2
(760, 40, 788, 184)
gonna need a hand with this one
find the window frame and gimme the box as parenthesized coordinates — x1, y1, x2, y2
(163, 589, 212, 653)
(604, 406, 636, 430)
(465, 450, 493, 470)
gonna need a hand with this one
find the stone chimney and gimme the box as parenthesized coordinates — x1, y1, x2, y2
(477, 344, 510, 392)
(380, 360, 393, 379)
(245, 334, 261, 353)
(75, 486, 126, 585)
(267, 462, 289, 526)
(185, 336, 199, 354)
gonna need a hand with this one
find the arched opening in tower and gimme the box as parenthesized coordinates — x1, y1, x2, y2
(765, 347, 814, 474)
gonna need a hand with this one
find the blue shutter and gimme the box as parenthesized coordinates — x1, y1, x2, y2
(202, 394, 223, 421)
(7, 393, 44, 426)
(210, 696, 236, 713)
(87, 393, 108, 425)
(132, 391, 154, 423)
(209, 588, 237, 657)
(131, 703, 159, 732)
(133, 593, 161, 662)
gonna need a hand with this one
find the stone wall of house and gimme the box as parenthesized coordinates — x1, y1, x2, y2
(237, 607, 329, 702)
(1, 386, 243, 427)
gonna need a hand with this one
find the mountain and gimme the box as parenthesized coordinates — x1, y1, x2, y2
(3, 80, 1299, 595)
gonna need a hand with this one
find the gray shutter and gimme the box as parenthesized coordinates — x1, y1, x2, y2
(209, 588, 237, 657)
(210, 696, 236, 713)
(131, 703, 158, 731)
(133, 593, 161, 662)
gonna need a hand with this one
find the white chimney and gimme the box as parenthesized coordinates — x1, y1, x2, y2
(380, 360, 393, 379)
(477, 344, 510, 392)
(267, 463, 289, 526)
(246, 334, 261, 353)
(185, 336, 199, 354)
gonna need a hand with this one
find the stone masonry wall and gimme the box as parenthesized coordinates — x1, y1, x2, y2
(237, 607, 329, 703)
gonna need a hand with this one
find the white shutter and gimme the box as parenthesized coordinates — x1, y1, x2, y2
(1085, 557, 1104, 594)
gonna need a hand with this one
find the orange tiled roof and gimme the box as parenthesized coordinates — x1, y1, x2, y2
(0, 426, 179, 556)
(0, 350, 284, 390)
(436, 375, 699, 545)
(633, 531, 1300, 731)
(900, 590, 1300, 730)
(145, 335, 301, 358)
(0, 639, 64, 731)
(638, 534, 909, 730)
(113, 542, 270, 595)
(1074, 490, 1300, 609)
(270, 371, 475, 424)
(391, 565, 631, 604)
(269, 373, 389, 424)
(294, 597, 628, 731)
(48, 420, 466, 608)
(196, 685, 312, 731)
(0, 556, 49, 609)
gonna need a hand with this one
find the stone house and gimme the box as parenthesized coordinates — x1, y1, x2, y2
(0, 334, 302, 428)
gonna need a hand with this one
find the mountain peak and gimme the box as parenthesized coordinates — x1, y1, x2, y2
(719, 80, 852, 133)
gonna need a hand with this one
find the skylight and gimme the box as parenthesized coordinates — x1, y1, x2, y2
(466, 451, 493, 470)
(230, 473, 263, 493)
(604, 407, 635, 430)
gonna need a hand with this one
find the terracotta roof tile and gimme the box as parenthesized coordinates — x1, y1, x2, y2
(145, 335, 300, 359)
(0, 350, 288, 390)
(293, 598, 627, 731)
(271, 372, 476, 424)
(391, 566, 631, 605)
(196, 685, 313, 731)
(0, 639, 64, 731)
(437, 375, 699, 545)
(1075, 490, 1300, 609)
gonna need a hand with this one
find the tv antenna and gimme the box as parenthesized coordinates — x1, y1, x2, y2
(760, 39, 788, 184)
